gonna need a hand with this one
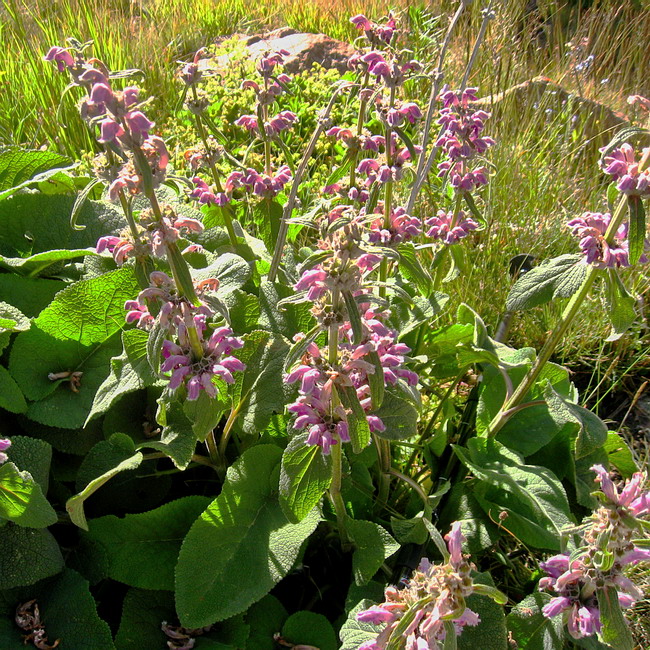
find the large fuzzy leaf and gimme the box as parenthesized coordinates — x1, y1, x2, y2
(175, 445, 320, 627)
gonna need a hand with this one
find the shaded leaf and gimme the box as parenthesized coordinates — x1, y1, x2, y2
(175, 445, 320, 627)
(347, 519, 399, 586)
(88, 496, 211, 590)
(0, 525, 63, 589)
(279, 432, 332, 523)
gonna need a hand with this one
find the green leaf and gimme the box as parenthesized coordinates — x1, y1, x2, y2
(143, 399, 198, 470)
(338, 384, 371, 454)
(0, 524, 63, 589)
(454, 439, 573, 550)
(175, 445, 320, 627)
(244, 594, 288, 650)
(194, 252, 252, 295)
(506, 254, 587, 311)
(604, 269, 637, 340)
(7, 568, 114, 649)
(459, 573, 508, 650)
(3, 436, 52, 491)
(462, 191, 487, 227)
(0, 462, 57, 528)
(0, 365, 27, 413)
(339, 599, 379, 650)
(33, 267, 138, 345)
(67, 434, 144, 530)
(372, 387, 419, 440)
(627, 195, 646, 266)
(0, 247, 97, 273)
(9, 268, 138, 429)
(182, 389, 227, 442)
(438, 483, 501, 555)
(279, 432, 332, 523)
(0, 194, 124, 274)
(281, 611, 337, 650)
(604, 432, 637, 478)
(0, 301, 30, 334)
(114, 588, 175, 650)
(599, 586, 634, 650)
(0, 148, 71, 193)
(87, 496, 211, 590)
(347, 519, 399, 586)
(87, 328, 162, 423)
(506, 592, 564, 650)
(388, 291, 449, 336)
(254, 199, 283, 252)
(0, 275, 64, 318)
(398, 243, 433, 296)
(230, 331, 290, 436)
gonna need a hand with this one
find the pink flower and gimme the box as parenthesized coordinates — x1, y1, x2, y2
(44, 46, 74, 72)
(0, 438, 10, 464)
(426, 210, 478, 244)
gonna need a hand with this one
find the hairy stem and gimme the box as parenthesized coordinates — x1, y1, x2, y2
(269, 84, 351, 282)
(486, 157, 647, 437)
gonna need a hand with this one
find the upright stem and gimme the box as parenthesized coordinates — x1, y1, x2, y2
(268, 85, 350, 282)
(406, 0, 467, 214)
(349, 71, 371, 190)
(327, 288, 350, 544)
(408, 4, 493, 213)
(191, 88, 238, 247)
(487, 168, 645, 437)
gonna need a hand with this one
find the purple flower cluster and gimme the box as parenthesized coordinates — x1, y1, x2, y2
(284, 308, 416, 454)
(350, 12, 397, 47)
(426, 210, 478, 245)
(356, 523, 482, 649)
(235, 109, 298, 138)
(44, 46, 75, 72)
(568, 212, 649, 268)
(284, 208, 418, 453)
(285, 343, 351, 454)
(436, 88, 494, 191)
(350, 51, 421, 88)
(602, 144, 650, 197)
(367, 206, 421, 245)
(161, 322, 244, 400)
(325, 127, 385, 153)
(539, 464, 650, 639)
(225, 166, 292, 199)
(356, 139, 420, 187)
(190, 177, 229, 207)
(96, 206, 204, 266)
(125, 272, 245, 400)
(44, 46, 169, 201)
(0, 438, 10, 464)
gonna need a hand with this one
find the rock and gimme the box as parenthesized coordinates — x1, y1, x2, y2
(476, 76, 629, 144)
(207, 29, 356, 75)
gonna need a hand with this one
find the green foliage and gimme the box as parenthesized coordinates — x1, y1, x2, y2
(87, 496, 211, 590)
(0, 462, 57, 528)
(281, 611, 338, 650)
(454, 439, 573, 550)
(507, 593, 565, 650)
(175, 445, 320, 627)
(339, 599, 379, 650)
(279, 432, 332, 523)
(506, 255, 588, 312)
(87, 329, 162, 423)
(229, 330, 290, 436)
(0, 569, 114, 649)
(347, 518, 399, 586)
(0, 148, 71, 196)
(0, 525, 63, 589)
(67, 434, 144, 530)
